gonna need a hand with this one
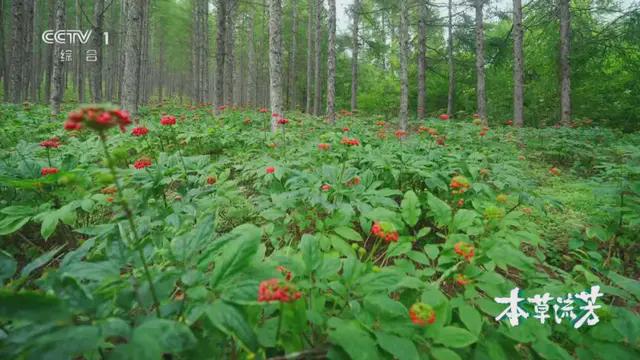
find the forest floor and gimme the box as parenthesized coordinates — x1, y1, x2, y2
(0, 103, 639, 359)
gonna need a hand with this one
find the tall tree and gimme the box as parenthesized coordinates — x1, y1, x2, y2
(9, 0, 25, 103)
(0, 0, 5, 102)
(559, 0, 571, 126)
(44, 0, 55, 104)
(121, 0, 144, 115)
(513, 0, 525, 127)
(305, 0, 314, 113)
(417, 0, 427, 119)
(399, 0, 409, 130)
(326, 0, 336, 123)
(215, 0, 227, 111)
(287, 0, 297, 110)
(268, 0, 284, 131)
(447, 0, 455, 117)
(224, 0, 236, 106)
(475, 0, 487, 124)
(313, 0, 322, 116)
(92, 0, 105, 102)
(350, 0, 360, 112)
(50, 0, 65, 115)
(247, 13, 256, 106)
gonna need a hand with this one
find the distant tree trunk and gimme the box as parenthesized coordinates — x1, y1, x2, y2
(121, 0, 143, 115)
(513, 0, 525, 127)
(224, 0, 236, 106)
(417, 0, 427, 119)
(117, 0, 128, 101)
(202, 0, 210, 105)
(447, 0, 455, 117)
(49, 0, 65, 115)
(313, 0, 322, 116)
(9, 0, 25, 103)
(326, 0, 336, 123)
(305, 0, 314, 113)
(559, 0, 571, 126)
(268, 0, 284, 131)
(247, 13, 256, 106)
(475, 0, 487, 124)
(350, 0, 360, 112)
(74, 0, 84, 103)
(28, 1, 38, 102)
(287, 1, 297, 110)
(92, 0, 104, 102)
(0, 0, 6, 102)
(44, 0, 55, 104)
(22, 1, 34, 102)
(399, 0, 409, 130)
(215, 0, 227, 111)
(138, 0, 150, 105)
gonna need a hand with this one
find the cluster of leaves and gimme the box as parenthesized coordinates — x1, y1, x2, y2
(0, 103, 639, 359)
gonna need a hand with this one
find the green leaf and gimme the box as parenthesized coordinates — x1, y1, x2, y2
(300, 234, 322, 273)
(451, 210, 478, 233)
(364, 295, 408, 319)
(130, 319, 196, 360)
(21, 245, 65, 278)
(210, 224, 260, 288)
(0, 216, 31, 236)
(375, 332, 419, 360)
(206, 301, 258, 351)
(386, 242, 412, 258)
(0, 205, 37, 216)
(432, 326, 478, 348)
(0, 250, 17, 283)
(328, 318, 380, 360)
(40, 212, 59, 240)
(608, 272, 640, 301)
(431, 347, 462, 360)
(330, 234, 355, 257)
(427, 193, 451, 226)
(458, 304, 482, 335)
(401, 190, 421, 227)
(0, 290, 69, 321)
(532, 339, 573, 360)
(334, 226, 363, 242)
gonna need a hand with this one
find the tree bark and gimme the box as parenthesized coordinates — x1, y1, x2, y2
(92, 0, 104, 102)
(350, 0, 360, 112)
(417, 0, 427, 119)
(559, 0, 571, 126)
(224, 0, 236, 106)
(475, 0, 487, 124)
(287, 0, 298, 110)
(0, 0, 4, 101)
(9, 0, 25, 103)
(121, 0, 143, 115)
(326, 0, 336, 123)
(447, 0, 455, 117)
(513, 0, 525, 127)
(44, 0, 55, 104)
(268, 0, 284, 131)
(305, 0, 314, 113)
(215, 0, 227, 111)
(313, 0, 322, 116)
(399, 0, 409, 130)
(49, 0, 65, 115)
(247, 13, 256, 106)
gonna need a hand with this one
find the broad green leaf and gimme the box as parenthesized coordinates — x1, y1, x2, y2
(0, 250, 17, 283)
(130, 319, 196, 359)
(300, 234, 322, 273)
(210, 224, 260, 287)
(0, 290, 69, 321)
(0, 216, 31, 235)
(532, 339, 573, 360)
(401, 190, 420, 227)
(334, 226, 363, 242)
(427, 193, 451, 226)
(330, 234, 356, 257)
(328, 318, 380, 360)
(608, 271, 640, 301)
(21, 245, 65, 278)
(206, 301, 258, 351)
(451, 209, 478, 233)
(40, 212, 59, 240)
(375, 332, 419, 360)
(386, 241, 412, 258)
(431, 347, 462, 360)
(458, 304, 482, 335)
(432, 326, 478, 348)
(364, 295, 407, 319)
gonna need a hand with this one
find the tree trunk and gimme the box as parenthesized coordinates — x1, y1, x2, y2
(559, 0, 571, 126)
(247, 13, 256, 106)
(305, 0, 314, 113)
(399, 0, 409, 131)
(117, 0, 128, 101)
(49, 0, 65, 115)
(417, 0, 427, 119)
(74, 0, 84, 103)
(475, 0, 487, 124)
(121, 0, 143, 115)
(287, 0, 297, 110)
(215, 0, 227, 111)
(447, 0, 455, 117)
(326, 0, 336, 123)
(44, 0, 55, 104)
(22, 1, 34, 102)
(9, 0, 25, 103)
(0, 0, 4, 101)
(268, 0, 284, 132)
(313, 0, 322, 116)
(224, 0, 236, 106)
(513, 0, 525, 127)
(92, 0, 104, 102)
(350, 0, 360, 112)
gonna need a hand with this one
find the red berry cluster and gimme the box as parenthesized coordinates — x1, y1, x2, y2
(409, 303, 436, 326)
(346, 176, 361, 187)
(40, 137, 61, 148)
(450, 176, 470, 195)
(65, 106, 131, 133)
(321, 184, 331, 191)
(395, 130, 407, 139)
(317, 143, 331, 151)
(371, 222, 399, 243)
(134, 158, 153, 169)
(207, 176, 217, 185)
(266, 166, 275, 174)
(439, 114, 449, 120)
(257, 278, 302, 303)
(340, 137, 360, 146)
(376, 121, 385, 126)
(455, 273, 470, 286)
(276, 265, 293, 281)
(160, 115, 176, 126)
(41, 167, 59, 176)
(479, 126, 490, 137)
(131, 126, 149, 137)
(454, 241, 475, 261)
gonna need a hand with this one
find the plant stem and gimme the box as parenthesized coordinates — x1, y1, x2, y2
(99, 133, 161, 317)
(275, 302, 284, 345)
